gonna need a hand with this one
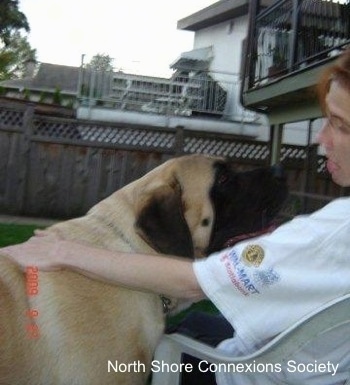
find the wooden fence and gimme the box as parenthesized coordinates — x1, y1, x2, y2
(0, 99, 347, 219)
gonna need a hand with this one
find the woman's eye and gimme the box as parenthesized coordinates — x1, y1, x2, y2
(329, 116, 350, 135)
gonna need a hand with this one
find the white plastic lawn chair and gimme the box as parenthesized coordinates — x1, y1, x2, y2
(152, 293, 350, 385)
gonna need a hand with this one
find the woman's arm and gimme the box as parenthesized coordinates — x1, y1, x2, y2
(2, 234, 206, 301)
(64, 242, 205, 300)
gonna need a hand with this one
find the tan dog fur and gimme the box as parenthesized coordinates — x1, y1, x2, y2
(0, 155, 221, 385)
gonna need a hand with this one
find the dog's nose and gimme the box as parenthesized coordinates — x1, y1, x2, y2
(271, 163, 285, 179)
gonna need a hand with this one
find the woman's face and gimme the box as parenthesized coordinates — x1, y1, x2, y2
(317, 81, 350, 187)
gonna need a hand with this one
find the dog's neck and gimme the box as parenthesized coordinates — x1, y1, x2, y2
(89, 212, 135, 249)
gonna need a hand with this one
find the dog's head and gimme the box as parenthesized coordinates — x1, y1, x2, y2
(135, 155, 288, 258)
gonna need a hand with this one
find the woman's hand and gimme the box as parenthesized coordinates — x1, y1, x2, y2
(1, 230, 63, 271)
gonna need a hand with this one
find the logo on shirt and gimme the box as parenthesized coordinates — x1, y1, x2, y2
(241, 244, 264, 267)
(253, 268, 280, 287)
(220, 247, 280, 295)
(220, 249, 260, 296)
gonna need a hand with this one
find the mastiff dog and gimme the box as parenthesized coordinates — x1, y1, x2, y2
(0, 154, 287, 385)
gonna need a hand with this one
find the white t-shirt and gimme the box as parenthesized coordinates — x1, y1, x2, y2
(193, 197, 350, 385)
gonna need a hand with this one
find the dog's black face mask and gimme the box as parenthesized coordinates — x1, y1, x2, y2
(207, 161, 288, 254)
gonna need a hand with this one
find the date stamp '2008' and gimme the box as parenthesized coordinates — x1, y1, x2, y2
(25, 266, 39, 339)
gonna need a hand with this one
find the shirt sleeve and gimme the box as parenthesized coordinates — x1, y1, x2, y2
(193, 198, 350, 353)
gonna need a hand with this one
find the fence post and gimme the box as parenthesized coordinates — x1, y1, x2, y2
(17, 105, 35, 213)
(301, 143, 318, 212)
(269, 124, 283, 165)
(174, 126, 185, 156)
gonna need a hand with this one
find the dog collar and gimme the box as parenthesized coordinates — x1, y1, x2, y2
(160, 295, 173, 314)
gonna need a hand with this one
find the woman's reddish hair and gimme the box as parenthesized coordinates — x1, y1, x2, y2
(317, 49, 350, 112)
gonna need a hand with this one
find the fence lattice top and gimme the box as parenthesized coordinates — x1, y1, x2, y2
(0, 108, 24, 128)
(0, 102, 321, 169)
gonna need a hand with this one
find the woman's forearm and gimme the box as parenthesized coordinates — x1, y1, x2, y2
(59, 240, 206, 301)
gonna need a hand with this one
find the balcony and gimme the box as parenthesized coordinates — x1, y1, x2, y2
(77, 69, 261, 135)
(241, 0, 350, 122)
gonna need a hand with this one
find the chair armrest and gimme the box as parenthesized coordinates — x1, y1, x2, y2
(151, 294, 350, 385)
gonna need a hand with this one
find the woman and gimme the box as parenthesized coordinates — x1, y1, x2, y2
(3, 49, 350, 384)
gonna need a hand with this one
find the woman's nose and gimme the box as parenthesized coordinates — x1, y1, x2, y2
(316, 119, 332, 148)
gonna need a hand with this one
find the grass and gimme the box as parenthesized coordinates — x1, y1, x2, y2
(0, 223, 44, 247)
(166, 298, 219, 328)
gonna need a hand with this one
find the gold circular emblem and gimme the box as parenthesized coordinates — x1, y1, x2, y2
(242, 244, 264, 267)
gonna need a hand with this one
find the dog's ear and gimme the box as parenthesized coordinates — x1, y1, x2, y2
(135, 184, 194, 258)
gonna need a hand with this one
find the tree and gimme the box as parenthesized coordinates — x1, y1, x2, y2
(0, 31, 36, 80)
(0, 0, 29, 46)
(86, 54, 114, 72)
(0, 0, 36, 80)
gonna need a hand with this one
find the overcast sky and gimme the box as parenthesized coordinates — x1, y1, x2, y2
(19, 0, 218, 77)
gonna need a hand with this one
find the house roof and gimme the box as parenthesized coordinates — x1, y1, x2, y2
(177, 0, 250, 31)
(177, 0, 274, 31)
(0, 63, 80, 94)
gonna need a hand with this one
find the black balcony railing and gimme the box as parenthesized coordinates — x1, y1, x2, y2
(244, 0, 350, 89)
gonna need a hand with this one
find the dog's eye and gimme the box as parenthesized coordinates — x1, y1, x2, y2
(201, 218, 210, 227)
(214, 162, 232, 187)
(218, 173, 229, 185)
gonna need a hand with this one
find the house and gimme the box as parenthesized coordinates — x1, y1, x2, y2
(0, 62, 79, 111)
(79, 0, 320, 144)
(77, 0, 272, 137)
